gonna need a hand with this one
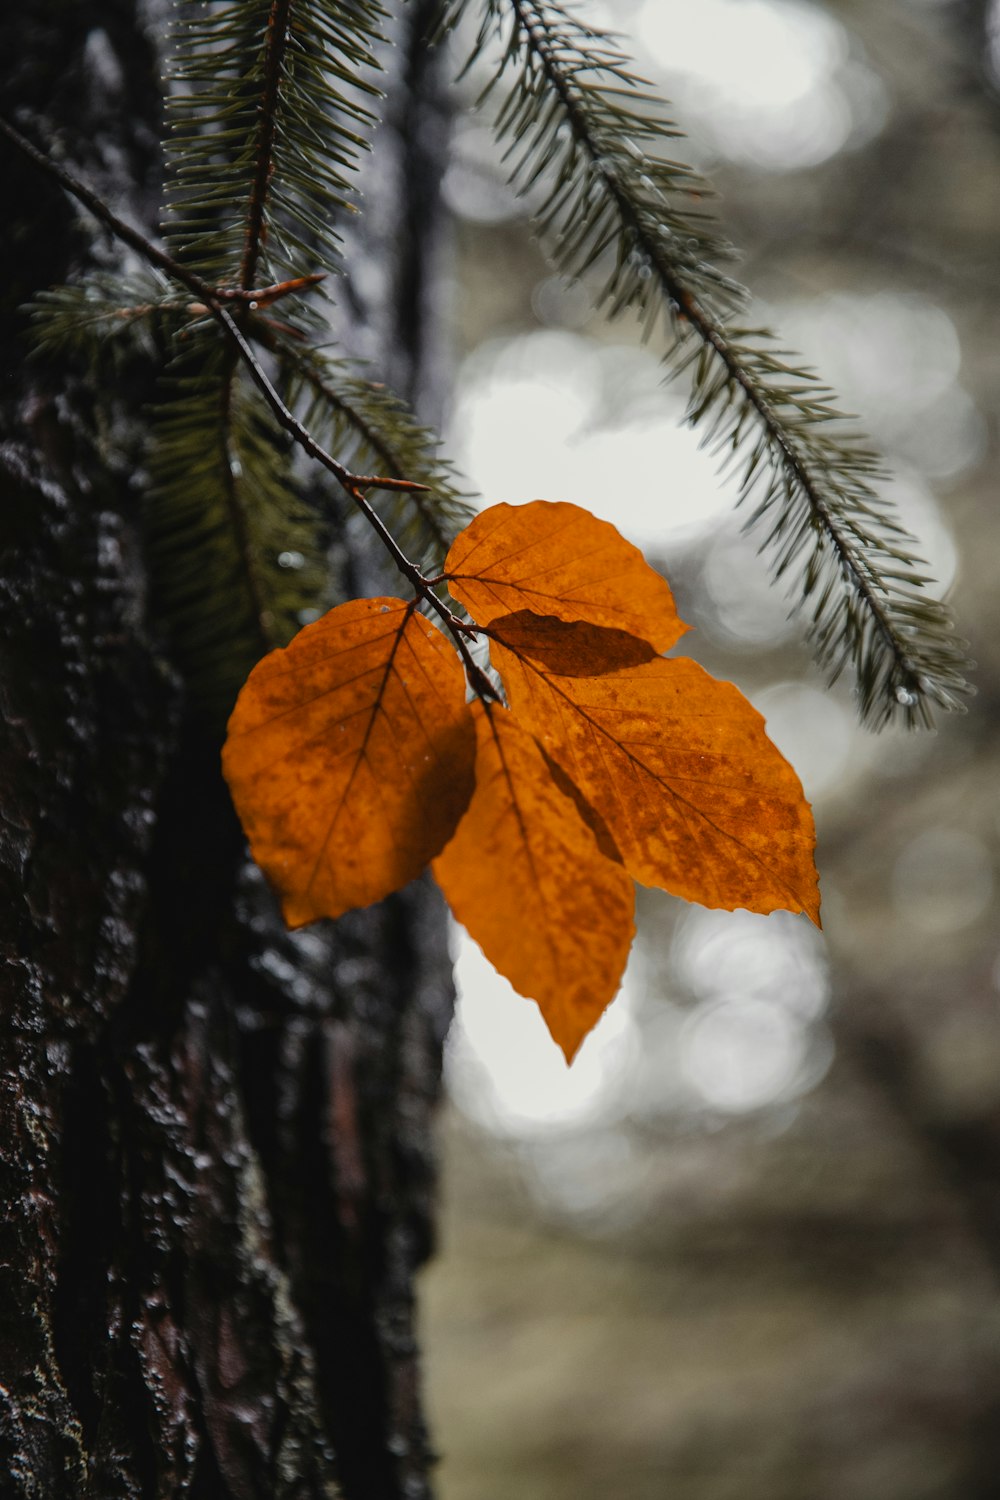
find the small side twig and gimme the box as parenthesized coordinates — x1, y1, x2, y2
(211, 274, 327, 309)
(254, 327, 458, 557)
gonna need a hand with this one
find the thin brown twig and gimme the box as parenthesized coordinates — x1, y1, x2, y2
(0, 117, 425, 496)
(0, 115, 498, 697)
(209, 309, 494, 687)
(214, 273, 327, 308)
(253, 327, 457, 556)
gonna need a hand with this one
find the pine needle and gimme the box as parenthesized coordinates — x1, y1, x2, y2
(439, 0, 971, 727)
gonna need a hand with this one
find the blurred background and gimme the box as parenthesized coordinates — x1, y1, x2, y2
(421, 3, 1000, 1496)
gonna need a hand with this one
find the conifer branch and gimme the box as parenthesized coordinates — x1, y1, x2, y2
(26, 273, 173, 364)
(0, 117, 427, 500)
(3, 114, 494, 702)
(217, 373, 275, 651)
(146, 350, 327, 710)
(165, 0, 386, 283)
(441, 0, 971, 727)
(240, 0, 294, 290)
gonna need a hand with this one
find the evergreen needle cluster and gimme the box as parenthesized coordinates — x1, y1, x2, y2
(23, 0, 970, 729)
(165, 0, 385, 286)
(440, 0, 971, 726)
(29, 0, 469, 719)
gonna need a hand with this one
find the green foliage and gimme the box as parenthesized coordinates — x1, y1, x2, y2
(439, 0, 970, 726)
(165, 0, 386, 286)
(146, 337, 330, 715)
(21, 0, 971, 731)
(439, 0, 738, 316)
(27, 272, 176, 367)
(25, 0, 471, 719)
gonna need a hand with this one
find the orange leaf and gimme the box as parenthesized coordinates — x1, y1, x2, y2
(488, 612, 821, 925)
(433, 701, 636, 1062)
(222, 598, 476, 927)
(445, 499, 687, 653)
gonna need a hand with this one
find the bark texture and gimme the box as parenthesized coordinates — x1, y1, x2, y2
(0, 5, 453, 1497)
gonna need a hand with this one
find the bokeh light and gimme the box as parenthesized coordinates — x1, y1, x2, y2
(672, 906, 830, 1020)
(700, 526, 801, 651)
(637, 0, 887, 170)
(891, 827, 995, 936)
(754, 682, 857, 801)
(446, 926, 639, 1137)
(679, 996, 813, 1112)
(442, 121, 521, 224)
(777, 292, 985, 485)
(448, 332, 736, 541)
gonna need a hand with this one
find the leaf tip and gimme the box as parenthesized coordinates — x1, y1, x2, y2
(557, 1033, 583, 1066)
(548, 1014, 593, 1066)
(281, 891, 327, 930)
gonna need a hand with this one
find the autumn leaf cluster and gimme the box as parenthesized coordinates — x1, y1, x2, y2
(222, 502, 819, 1060)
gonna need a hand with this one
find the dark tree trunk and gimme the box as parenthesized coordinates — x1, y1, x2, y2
(0, 5, 453, 1497)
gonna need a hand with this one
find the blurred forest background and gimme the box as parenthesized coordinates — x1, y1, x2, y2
(420, 2, 1000, 1496)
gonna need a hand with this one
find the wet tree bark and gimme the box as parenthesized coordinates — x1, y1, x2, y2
(0, 4, 453, 1497)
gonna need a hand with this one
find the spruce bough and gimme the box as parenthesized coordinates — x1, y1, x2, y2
(5, 0, 970, 729)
